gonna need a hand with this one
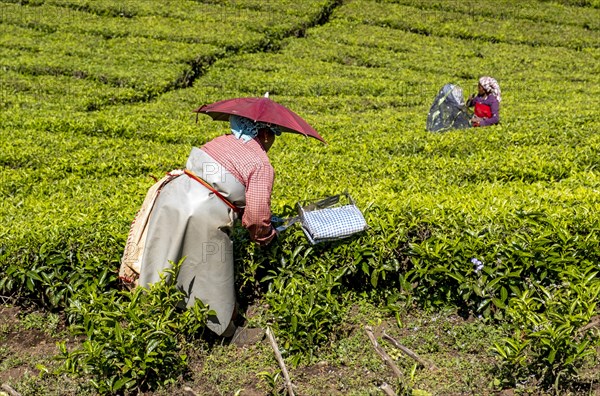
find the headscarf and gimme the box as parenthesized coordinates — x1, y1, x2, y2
(479, 76, 501, 102)
(229, 115, 281, 143)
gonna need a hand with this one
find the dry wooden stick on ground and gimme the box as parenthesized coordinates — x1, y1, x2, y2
(578, 315, 600, 334)
(0, 295, 16, 305)
(382, 331, 437, 371)
(365, 326, 404, 380)
(380, 382, 397, 396)
(1, 383, 22, 396)
(266, 327, 295, 396)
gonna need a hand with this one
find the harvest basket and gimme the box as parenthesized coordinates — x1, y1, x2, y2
(297, 192, 368, 244)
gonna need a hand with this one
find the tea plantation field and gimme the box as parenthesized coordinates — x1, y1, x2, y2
(1, 0, 599, 394)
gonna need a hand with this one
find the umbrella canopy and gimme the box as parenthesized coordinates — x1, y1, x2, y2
(193, 96, 326, 143)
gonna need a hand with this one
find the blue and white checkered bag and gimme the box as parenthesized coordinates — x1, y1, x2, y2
(298, 194, 367, 244)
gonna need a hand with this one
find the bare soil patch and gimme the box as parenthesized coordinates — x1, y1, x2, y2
(0, 306, 63, 384)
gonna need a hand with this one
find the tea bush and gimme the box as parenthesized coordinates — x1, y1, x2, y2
(494, 265, 600, 390)
(336, 1, 599, 49)
(1, 0, 599, 392)
(381, 0, 600, 30)
(56, 259, 214, 394)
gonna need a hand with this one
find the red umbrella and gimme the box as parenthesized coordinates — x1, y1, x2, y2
(193, 95, 326, 143)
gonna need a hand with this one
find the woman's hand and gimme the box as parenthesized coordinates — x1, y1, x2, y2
(471, 116, 482, 127)
(467, 93, 475, 106)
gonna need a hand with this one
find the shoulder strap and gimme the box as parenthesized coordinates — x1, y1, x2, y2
(184, 169, 243, 215)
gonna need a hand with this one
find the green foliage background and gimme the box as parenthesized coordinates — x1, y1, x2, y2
(1, 0, 599, 392)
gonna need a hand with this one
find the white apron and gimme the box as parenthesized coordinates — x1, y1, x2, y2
(136, 147, 246, 335)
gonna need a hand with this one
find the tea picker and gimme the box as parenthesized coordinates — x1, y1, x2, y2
(119, 93, 327, 340)
(426, 76, 501, 132)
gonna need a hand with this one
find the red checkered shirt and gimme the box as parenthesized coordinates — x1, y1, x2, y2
(201, 134, 276, 245)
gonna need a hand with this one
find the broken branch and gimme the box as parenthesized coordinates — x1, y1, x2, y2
(382, 331, 436, 371)
(266, 327, 295, 396)
(1, 384, 22, 396)
(380, 382, 397, 396)
(365, 326, 404, 380)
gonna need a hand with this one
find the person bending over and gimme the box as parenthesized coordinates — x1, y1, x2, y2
(138, 115, 280, 337)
